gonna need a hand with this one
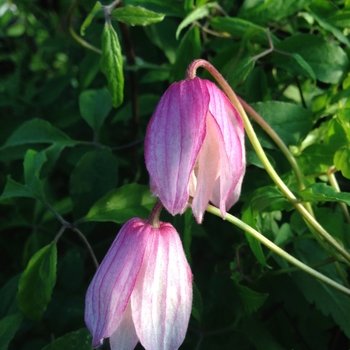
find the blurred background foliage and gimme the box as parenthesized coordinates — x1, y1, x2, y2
(1, 0, 350, 349)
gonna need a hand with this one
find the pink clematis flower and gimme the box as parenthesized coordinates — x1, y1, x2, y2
(145, 77, 245, 223)
(85, 217, 193, 350)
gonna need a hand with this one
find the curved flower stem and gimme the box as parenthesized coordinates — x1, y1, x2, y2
(238, 101, 302, 188)
(205, 204, 350, 296)
(235, 101, 350, 274)
(327, 166, 350, 224)
(237, 98, 315, 217)
(147, 200, 163, 228)
(187, 59, 350, 264)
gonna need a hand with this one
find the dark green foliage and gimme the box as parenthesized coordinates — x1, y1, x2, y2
(1, 0, 350, 349)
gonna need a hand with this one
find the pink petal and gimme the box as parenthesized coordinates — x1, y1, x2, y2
(109, 301, 139, 350)
(204, 80, 245, 216)
(145, 78, 209, 215)
(131, 222, 193, 350)
(85, 218, 149, 347)
(191, 113, 221, 223)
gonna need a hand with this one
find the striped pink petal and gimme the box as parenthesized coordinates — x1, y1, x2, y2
(131, 222, 193, 350)
(85, 218, 148, 347)
(85, 218, 193, 350)
(204, 80, 245, 217)
(145, 78, 209, 215)
(109, 301, 139, 350)
(145, 77, 245, 222)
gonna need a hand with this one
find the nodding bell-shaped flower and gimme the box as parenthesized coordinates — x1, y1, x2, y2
(145, 77, 245, 223)
(85, 217, 193, 350)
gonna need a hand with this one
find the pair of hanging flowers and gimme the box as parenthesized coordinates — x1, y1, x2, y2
(85, 60, 246, 350)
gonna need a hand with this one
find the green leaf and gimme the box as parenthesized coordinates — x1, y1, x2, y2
(79, 88, 112, 131)
(274, 222, 293, 247)
(328, 10, 350, 28)
(1, 147, 59, 202)
(82, 184, 156, 224)
(299, 183, 350, 206)
(313, 207, 348, 244)
(41, 328, 92, 350)
(226, 56, 255, 88)
(308, 7, 350, 47)
(70, 149, 118, 219)
(290, 53, 316, 80)
(244, 186, 292, 213)
(210, 17, 277, 45)
(0, 313, 23, 350)
(239, 0, 315, 24)
(24, 149, 47, 199)
(111, 5, 165, 26)
(334, 146, 350, 179)
(232, 280, 269, 314)
(242, 207, 268, 266)
(170, 26, 201, 82)
(0, 276, 20, 319)
(80, 1, 103, 36)
(1, 119, 74, 149)
(0, 176, 36, 201)
(22, 231, 52, 268)
(144, 18, 178, 63)
(123, 0, 185, 17)
(244, 66, 270, 103)
(251, 101, 313, 146)
(17, 242, 57, 321)
(40, 144, 66, 178)
(242, 317, 285, 350)
(100, 22, 124, 108)
(175, 2, 216, 39)
(299, 276, 350, 338)
(272, 34, 349, 84)
(241, 186, 291, 266)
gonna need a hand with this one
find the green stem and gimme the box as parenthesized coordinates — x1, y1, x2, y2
(53, 225, 66, 244)
(71, 227, 99, 269)
(238, 102, 349, 274)
(205, 204, 350, 296)
(236, 98, 331, 258)
(186, 59, 350, 264)
(67, 0, 102, 55)
(327, 167, 350, 224)
(238, 99, 305, 191)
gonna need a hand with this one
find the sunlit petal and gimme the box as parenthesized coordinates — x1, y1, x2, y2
(109, 301, 139, 350)
(131, 223, 193, 350)
(145, 78, 209, 215)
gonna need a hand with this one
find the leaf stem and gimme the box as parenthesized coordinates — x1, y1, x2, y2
(53, 225, 66, 244)
(205, 204, 350, 296)
(238, 98, 306, 192)
(43, 201, 99, 269)
(67, 0, 102, 55)
(71, 227, 99, 269)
